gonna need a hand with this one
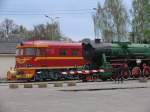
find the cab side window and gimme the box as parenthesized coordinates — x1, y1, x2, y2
(46, 48, 55, 55)
(59, 49, 66, 56)
(25, 48, 36, 56)
(16, 49, 23, 56)
(36, 49, 41, 56)
(72, 49, 78, 56)
(36, 48, 46, 56)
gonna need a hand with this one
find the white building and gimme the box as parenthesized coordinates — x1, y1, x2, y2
(0, 41, 18, 78)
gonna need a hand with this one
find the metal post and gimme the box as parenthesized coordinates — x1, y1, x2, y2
(44, 15, 60, 40)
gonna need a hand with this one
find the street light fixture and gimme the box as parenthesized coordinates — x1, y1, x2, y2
(44, 15, 60, 23)
(93, 8, 97, 10)
(93, 6, 109, 12)
(44, 15, 60, 40)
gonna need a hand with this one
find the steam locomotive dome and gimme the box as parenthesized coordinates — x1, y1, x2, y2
(82, 39, 150, 65)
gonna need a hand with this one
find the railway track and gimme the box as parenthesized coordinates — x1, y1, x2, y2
(0, 79, 81, 85)
(0, 77, 149, 85)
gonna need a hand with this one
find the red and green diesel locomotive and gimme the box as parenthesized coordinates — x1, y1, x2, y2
(8, 40, 86, 81)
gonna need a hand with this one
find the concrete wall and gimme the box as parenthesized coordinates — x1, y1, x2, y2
(0, 54, 15, 78)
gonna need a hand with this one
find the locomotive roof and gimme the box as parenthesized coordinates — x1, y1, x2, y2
(84, 40, 150, 49)
(18, 40, 81, 48)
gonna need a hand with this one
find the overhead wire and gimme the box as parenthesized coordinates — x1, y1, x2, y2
(0, 8, 93, 12)
(0, 8, 95, 16)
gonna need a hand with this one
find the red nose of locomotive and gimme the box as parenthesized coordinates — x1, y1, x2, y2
(15, 43, 38, 79)
(16, 57, 33, 68)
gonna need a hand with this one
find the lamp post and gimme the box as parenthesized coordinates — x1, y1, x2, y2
(44, 15, 60, 40)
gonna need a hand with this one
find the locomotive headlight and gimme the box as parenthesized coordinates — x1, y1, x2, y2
(99, 69, 105, 73)
(37, 71, 42, 74)
(136, 59, 141, 64)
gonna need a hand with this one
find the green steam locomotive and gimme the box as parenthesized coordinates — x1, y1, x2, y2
(82, 39, 150, 81)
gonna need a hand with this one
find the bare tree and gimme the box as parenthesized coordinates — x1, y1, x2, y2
(32, 22, 61, 40)
(93, 0, 128, 42)
(0, 18, 63, 41)
(0, 19, 19, 39)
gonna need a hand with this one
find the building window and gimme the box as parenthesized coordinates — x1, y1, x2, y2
(59, 49, 66, 56)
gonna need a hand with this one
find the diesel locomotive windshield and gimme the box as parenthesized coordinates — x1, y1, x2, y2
(16, 48, 45, 56)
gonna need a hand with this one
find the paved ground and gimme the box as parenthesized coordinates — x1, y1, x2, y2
(0, 80, 150, 112)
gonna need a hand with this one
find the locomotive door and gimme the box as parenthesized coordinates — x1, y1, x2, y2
(45, 47, 56, 68)
(36, 48, 47, 67)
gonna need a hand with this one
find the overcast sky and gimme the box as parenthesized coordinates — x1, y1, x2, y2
(0, 0, 132, 41)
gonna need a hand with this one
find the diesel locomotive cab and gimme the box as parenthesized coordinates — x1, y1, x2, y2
(16, 47, 36, 67)
(16, 46, 35, 79)
(15, 43, 47, 80)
